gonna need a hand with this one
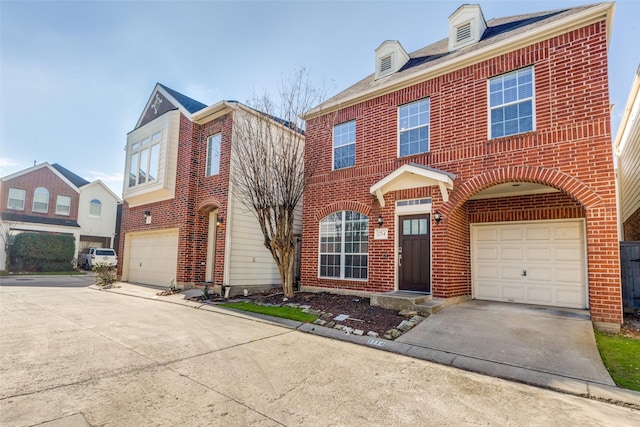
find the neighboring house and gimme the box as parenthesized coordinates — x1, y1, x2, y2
(0, 163, 121, 269)
(118, 83, 301, 294)
(301, 3, 622, 329)
(615, 65, 640, 241)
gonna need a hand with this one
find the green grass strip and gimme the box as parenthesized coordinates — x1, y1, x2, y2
(595, 331, 640, 391)
(219, 301, 318, 323)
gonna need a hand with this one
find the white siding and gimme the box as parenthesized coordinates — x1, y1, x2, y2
(78, 182, 119, 246)
(228, 204, 281, 286)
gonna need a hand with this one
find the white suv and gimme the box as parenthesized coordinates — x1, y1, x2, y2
(81, 248, 118, 270)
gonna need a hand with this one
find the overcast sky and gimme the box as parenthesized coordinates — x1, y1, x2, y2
(1, 0, 638, 196)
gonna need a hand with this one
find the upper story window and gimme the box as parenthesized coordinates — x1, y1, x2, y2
(206, 134, 221, 176)
(128, 131, 161, 188)
(89, 199, 102, 217)
(32, 187, 49, 213)
(7, 188, 26, 211)
(399, 98, 430, 157)
(333, 121, 356, 170)
(489, 67, 534, 139)
(55, 195, 72, 216)
(319, 211, 369, 280)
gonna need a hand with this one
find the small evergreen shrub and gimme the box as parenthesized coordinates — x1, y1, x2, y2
(12, 233, 75, 272)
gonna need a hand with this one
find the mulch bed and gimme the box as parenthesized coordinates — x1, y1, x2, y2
(621, 312, 640, 340)
(245, 291, 410, 336)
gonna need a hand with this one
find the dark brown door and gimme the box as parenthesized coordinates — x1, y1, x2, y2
(399, 214, 431, 292)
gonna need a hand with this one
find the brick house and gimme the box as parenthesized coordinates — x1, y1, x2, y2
(616, 65, 640, 241)
(0, 162, 121, 269)
(301, 3, 622, 329)
(118, 83, 301, 294)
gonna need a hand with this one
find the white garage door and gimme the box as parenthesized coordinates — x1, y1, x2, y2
(127, 231, 178, 287)
(472, 220, 586, 309)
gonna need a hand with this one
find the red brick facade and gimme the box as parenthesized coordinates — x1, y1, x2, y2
(1, 167, 79, 221)
(623, 208, 640, 241)
(118, 112, 233, 288)
(302, 21, 622, 325)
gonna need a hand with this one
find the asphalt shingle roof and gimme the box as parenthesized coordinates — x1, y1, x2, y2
(51, 163, 90, 188)
(158, 83, 207, 114)
(1, 212, 81, 228)
(312, 4, 599, 113)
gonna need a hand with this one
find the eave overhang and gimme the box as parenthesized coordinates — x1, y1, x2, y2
(370, 163, 456, 207)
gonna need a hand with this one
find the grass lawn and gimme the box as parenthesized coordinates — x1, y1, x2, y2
(219, 301, 319, 323)
(595, 331, 640, 392)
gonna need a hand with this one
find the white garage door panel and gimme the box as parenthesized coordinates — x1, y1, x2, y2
(127, 232, 178, 287)
(472, 220, 586, 309)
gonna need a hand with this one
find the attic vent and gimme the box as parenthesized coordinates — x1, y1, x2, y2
(380, 55, 392, 73)
(456, 22, 471, 42)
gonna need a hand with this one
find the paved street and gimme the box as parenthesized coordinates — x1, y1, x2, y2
(0, 278, 638, 426)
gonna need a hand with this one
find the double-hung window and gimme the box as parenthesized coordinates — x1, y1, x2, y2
(319, 211, 369, 280)
(206, 134, 221, 176)
(333, 121, 356, 170)
(55, 195, 72, 216)
(399, 98, 430, 157)
(489, 67, 534, 138)
(32, 187, 49, 213)
(128, 131, 161, 188)
(7, 188, 26, 210)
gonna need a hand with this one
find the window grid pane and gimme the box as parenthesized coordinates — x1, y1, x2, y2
(32, 187, 49, 213)
(8, 188, 26, 210)
(55, 195, 71, 215)
(399, 99, 430, 157)
(319, 211, 368, 280)
(333, 121, 356, 169)
(89, 199, 102, 217)
(489, 67, 534, 138)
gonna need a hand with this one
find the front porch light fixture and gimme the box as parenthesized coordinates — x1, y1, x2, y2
(216, 216, 224, 227)
(377, 215, 384, 227)
(434, 211, 442, 224)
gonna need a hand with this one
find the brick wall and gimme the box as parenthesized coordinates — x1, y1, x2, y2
(118, 112, 234, 288)
(0, 166, 79, 220)
(302, 21, 622, 324)
(623, 208, 640, 241)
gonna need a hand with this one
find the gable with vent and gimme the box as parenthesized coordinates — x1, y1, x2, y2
(448, 4, 487, 52)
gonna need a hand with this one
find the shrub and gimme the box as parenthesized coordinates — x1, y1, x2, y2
(12, 233, 75, 272)
(93, 262, 118, 287)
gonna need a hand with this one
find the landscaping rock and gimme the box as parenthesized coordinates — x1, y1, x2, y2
(353, 329, 364, 336)
(399, 309, 418, 317)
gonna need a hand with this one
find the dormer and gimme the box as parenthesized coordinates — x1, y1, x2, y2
(448, 4, 487, 52)
(375, 40, 410, 80)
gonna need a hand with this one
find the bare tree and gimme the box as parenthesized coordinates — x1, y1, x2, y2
(0, 219, 17, 272)
(230, 69, 323, 298)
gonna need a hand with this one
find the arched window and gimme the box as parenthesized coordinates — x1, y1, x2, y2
(319, 211, 369, 279)
(89, 199, 102, 217)
(32, 187, 49, 213)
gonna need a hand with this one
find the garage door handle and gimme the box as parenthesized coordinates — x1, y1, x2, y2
(521, 269, 527, 277)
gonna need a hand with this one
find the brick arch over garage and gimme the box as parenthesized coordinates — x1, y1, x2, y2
(441, 166, 603, 215)
(197, 196, 222, 213)
(315, 201, 372, 221)
(433, 165, 621, 327)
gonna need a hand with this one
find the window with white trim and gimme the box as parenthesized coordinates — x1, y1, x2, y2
(55, 195, 71, 216)
(319, 211, 368, 279)
(399, 99, 430, 157)
(89, 199, 102, 217)
(333, 121, 356, 170)
(32, 187, 49, 213)
(206, 134, 221, 176)
(128, 131, 161, 187)
(489, 67, 534, 138)
(7, 188, 26, 210)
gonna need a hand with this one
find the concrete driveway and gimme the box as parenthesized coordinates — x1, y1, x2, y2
(397, 300, 615, 389)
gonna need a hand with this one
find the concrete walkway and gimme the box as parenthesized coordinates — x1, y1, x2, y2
(97, 282, 640, 410)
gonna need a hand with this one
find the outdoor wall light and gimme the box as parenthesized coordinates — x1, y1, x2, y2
(144, 210, 152, 225)
(377, 215, 384, 227)
(143, 210, 151, 217)
(434, 211, 442, 224)
(216, 216, 224, 227)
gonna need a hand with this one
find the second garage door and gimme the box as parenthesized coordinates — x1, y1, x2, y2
(126, 230, 179, 287)
(472, 220, 586, 309)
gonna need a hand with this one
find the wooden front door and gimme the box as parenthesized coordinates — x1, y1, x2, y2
(399, 214, 431, 292)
